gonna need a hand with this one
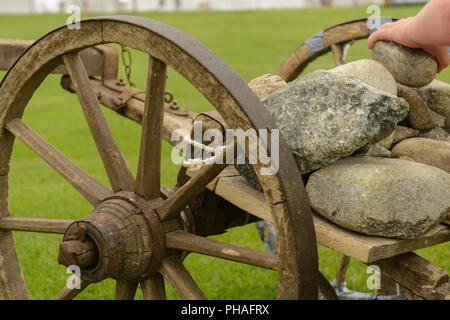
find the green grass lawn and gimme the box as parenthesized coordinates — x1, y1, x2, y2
(0, 5, 448, 300)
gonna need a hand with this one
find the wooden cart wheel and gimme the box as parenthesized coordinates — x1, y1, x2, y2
(276, 17, 397, 82)
(0, 16, 319, 300)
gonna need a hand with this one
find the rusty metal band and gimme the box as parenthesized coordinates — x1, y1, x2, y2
(103, 193, 166, 279)
(141, 207, 166, 280)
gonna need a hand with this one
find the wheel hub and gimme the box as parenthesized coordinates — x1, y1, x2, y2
(58, 192, 165, 283)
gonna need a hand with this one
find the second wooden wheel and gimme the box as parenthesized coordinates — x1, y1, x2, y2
(0, 16, 319, 299)
(276, 17, 397, 82)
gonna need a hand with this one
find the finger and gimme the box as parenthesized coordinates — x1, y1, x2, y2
(379, 21, 395, 29)
(368, 28, 392, 49)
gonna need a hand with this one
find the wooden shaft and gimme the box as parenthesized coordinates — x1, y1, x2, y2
(5, 119, 112, 206)
(60, 76, 195, 147)
(166, 230, 278, 270)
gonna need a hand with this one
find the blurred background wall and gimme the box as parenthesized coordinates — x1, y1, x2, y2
(0, 0, 427, 14)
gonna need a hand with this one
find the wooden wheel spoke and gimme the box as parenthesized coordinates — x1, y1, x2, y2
(6, 119, 112, 206)
(330, 43, 345, 66)
(52, 280, 89, 300)
(135, 56, 167, 200)
(335, 255, 351, 284)
(141, 273, 166, 300)
(115, 280, 139, 300)
(160, 255, 206, 300)
(166, 230, 278, 270)
(0, 217, 72, 234)
(62, 52, 135, 192)
(157, 162, 227, 221)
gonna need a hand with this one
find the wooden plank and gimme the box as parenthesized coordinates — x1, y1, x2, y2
(63, 52, 135, 193)
(135, 56, 166, 200)
(160, 255, 206, 300)
(6, 119, 112, 206)
(0, 39, 107, 76)
(204, 171, 450, 263)
(165, 230, 278, 270)
(0, 217, 72, 234)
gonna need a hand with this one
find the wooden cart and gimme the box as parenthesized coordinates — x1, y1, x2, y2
(0, 16, 448, 300)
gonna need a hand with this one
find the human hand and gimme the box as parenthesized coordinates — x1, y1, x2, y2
(368, 18, 450, 72)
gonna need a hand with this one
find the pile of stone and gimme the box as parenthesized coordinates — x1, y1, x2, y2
(240, 41, 450, 239)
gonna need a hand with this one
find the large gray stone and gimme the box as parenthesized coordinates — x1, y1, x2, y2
(236, 70, 409, 189)
(330, 59, 397, 95)
(372, 41, 437, 87)
(306, 157, 450, 238)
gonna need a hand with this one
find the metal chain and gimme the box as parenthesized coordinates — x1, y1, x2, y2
(119, 46, 178, 108)
(120, 45, 135, 87)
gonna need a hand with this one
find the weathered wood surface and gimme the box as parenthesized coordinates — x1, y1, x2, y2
(0, 17, 318, 299)
(52, 281, 89, 300)
(160, 255, 206, 300)
(166, 230, 278, 269)
(63, 52, 135, 193)
(187, 165, 450, 264)
(374, 252, 449, 300)
(6, 119, 112, 206)
(0, 39, 108, 76)
(141, 273, 166, 300)
(135, 56, 167, 200)
(61, 76, 196, 145)
(115, 280, 138, 300)
(276, 19, 369, 82)
(0, 217, 72, 234)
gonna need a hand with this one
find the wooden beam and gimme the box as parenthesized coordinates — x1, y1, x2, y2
(0, 39, 107, 76)
(374, 252, 450, 300)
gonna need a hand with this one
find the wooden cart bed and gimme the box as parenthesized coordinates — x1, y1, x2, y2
(193, 165, 450, 264)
